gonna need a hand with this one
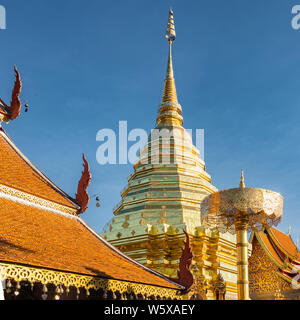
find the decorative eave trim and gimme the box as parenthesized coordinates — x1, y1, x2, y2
(0, 262, 182, 299)
(0, 184, 78, 216)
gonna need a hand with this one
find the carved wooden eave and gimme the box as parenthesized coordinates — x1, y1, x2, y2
(0, 262, 183, 300)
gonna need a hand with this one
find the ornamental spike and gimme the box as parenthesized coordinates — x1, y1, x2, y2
(239, 169, 245, 188)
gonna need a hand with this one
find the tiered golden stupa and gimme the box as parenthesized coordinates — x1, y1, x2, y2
(101, 10, 239, 300)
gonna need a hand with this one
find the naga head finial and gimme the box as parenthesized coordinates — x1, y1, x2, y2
(75, 153, 92, 214)
(177, 229, 194, 291)
(0, 65, 22, 123)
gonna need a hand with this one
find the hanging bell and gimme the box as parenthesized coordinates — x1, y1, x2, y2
(60, 284, 64, 294)
(14, 281, 21, 296)
(41, 293, 47, 300)
(42, 283, 48, 300)
(7, 279, 12, 288)
(42, 284, 48, 293)
(95, 195, 100, 208)
(103, 290, 107, 299)
(6, 279, 12, 293)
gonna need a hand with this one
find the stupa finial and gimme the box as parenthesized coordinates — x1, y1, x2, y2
(165, 8, 176, 42)
(239, 169, 245, 188)
(162, 9, 176, 94)
(157, 9, 183, 127)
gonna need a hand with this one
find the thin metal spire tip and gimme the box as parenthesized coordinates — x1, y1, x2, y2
(165, 9, 176, 41)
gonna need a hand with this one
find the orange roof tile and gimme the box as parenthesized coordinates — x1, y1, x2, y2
(0, 197, 181, 290)
(0, 128, 78, 209)
(269, 227, 300, 262)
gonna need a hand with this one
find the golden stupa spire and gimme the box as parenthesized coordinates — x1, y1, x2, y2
(163, 9, 176, 87)
(239, 169, 245, 188)
(156, 9, 183, 127)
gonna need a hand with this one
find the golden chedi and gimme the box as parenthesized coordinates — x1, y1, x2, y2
(101, 9, 239, 300)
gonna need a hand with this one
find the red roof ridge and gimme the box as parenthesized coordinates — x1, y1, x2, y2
(0, 127, 79, 210)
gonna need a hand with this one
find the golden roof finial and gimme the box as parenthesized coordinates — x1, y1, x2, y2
(157, 9, 183, 127)
(239, 169, 245, 188)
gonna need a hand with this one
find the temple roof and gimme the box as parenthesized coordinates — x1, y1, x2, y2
(0, 128, 182, 291)
(269, 227, 300, 262)
(0, 197, 181, 289)
(0, 127, 79, 210)
(251, 227, 300, 283)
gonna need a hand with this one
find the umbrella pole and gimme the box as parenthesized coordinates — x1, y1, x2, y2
(235, 213, 250, 300)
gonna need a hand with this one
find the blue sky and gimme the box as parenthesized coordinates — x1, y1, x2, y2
(0, 0, 299, 241)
